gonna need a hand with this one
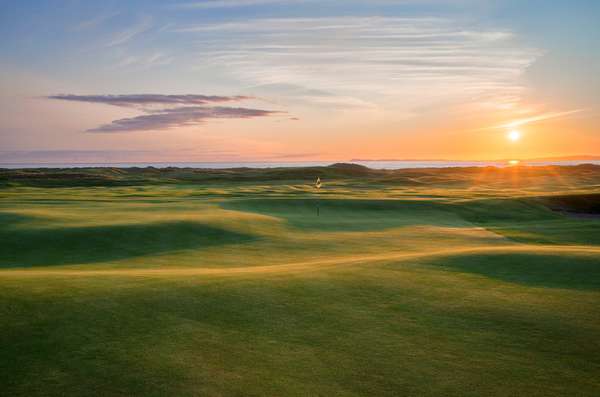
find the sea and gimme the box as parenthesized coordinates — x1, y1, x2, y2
(1, 160, 599, 170)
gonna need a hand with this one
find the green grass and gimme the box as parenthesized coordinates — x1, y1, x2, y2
(1, 165, 600, 396)
(422, 251, 600, 290)
(0, 217, 256, 267)
(222, 198, 470, 231)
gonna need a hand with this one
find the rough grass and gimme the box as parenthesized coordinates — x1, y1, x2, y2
(1, 165, 599, 396)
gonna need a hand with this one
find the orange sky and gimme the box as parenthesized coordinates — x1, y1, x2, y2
(1, 1, 598, 163)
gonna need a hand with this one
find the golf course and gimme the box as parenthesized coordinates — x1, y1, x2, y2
(1, 163, 599, 396)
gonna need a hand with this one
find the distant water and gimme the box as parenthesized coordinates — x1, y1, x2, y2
(1, 160, 599, 170)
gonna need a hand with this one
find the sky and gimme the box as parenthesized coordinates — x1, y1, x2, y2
(1, 0, 599, 163)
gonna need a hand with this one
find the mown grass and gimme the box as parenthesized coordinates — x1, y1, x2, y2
(0, 165, 599, 396)
(222, 198, 470, 231)
(0, 218, 255, 267)
(422, 251, 600, 290)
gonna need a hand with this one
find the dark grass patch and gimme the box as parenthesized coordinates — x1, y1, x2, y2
(487, 220, 600, 245)
(423, 252, 600, 290)
(539, 193, 600, 214)
(0, 211, 35, 226)
(0, 221, 256, 267)
(451, 198, 600, 245)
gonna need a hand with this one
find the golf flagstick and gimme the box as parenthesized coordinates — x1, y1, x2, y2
(315, 177, 322, 216)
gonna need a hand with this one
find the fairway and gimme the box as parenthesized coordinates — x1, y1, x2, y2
(1, 165, 600, 396)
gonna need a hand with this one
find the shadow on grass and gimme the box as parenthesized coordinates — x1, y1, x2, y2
(451, 198, 600, 246)
(0, 216, 256, 267)
(425, 252, 600, 291)
(0, 212, 35, 226)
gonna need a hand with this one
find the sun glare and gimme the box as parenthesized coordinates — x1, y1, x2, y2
(507, 130, 521, 142)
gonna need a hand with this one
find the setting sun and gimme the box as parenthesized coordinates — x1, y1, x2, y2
(507, 130, 521, 142)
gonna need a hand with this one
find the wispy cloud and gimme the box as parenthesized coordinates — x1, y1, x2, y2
(243, 83, 377, 109)
(175, 0, 304, 8)
(113, 52, 174, 69)
(88, 106, 282, 132)
(175, 17, 540, 112)
(106, 15, 153, 47)
(48, 94, 252, 107)
(72, 11, 120, 31)
(174, 0, 478, 9)
(480, 108, 587, 130)
(47, 93, 280, 132)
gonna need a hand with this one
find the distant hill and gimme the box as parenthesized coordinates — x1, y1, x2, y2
(1, 163, 600, 188)
(328, 163, 370, 171)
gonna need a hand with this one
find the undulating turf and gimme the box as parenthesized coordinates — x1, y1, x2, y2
(1, 164, 599, 396)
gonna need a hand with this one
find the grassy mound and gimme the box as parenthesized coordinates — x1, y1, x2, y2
(0, 216, 255, 267)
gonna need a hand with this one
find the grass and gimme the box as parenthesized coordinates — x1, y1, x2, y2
(0, 219, 255, 267)
(422, 251, 600, 290)
(222, 198, 470, 231)
(1, 164, 600, 396)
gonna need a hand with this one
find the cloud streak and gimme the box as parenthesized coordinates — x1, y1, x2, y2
(502, 109, 586, 129)
(478, 108, 587, 131)
(88, 106, 282, 132)
(176, 0, 304, 8)
(106, 15, 153, 47)
(72, 11, 120, 31)
(47, 93, 280, 132)
(48, 94, 253, 107)
(174, 0, 477, 9)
